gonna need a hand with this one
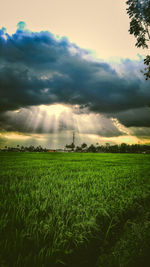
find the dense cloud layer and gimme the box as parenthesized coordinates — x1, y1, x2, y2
(112, 107, 150, 127)
(0, 105, 124, 137)
(0, 22, 150, 132)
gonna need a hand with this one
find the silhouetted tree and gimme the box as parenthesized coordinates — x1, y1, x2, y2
(120, 143, 128, 153)
(75, 146, 82, 152)
(88, 144, 96, 152)
(65, 143, 75, 151)
(21, 146, 24, 151)
(81, 143, 87, 150)
(126, 0, 150, 79)
(28, 145, 35, 152)
(109, 145, 119, 153)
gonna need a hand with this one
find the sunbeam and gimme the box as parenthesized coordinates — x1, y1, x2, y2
(1, 103, 149, 148)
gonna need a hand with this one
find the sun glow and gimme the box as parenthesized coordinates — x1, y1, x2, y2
(2, 104, 149, 148)
(6, 104, 127, 137)
(39, 104, 71, 117)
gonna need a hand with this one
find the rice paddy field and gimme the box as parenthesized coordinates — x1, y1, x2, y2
(0, 152, 150, 267)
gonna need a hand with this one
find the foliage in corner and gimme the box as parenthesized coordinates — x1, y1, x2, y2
(126, 0, 150, 79)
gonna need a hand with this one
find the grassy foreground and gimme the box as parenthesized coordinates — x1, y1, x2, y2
(0, 152, 150, 267)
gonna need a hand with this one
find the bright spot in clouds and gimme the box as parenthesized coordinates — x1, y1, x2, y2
(1, 104, 149, 148)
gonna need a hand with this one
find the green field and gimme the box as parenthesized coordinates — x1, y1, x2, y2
(0, 152, 150, 267)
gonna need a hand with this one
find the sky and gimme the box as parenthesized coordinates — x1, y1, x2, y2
(0, 0, 150, 148)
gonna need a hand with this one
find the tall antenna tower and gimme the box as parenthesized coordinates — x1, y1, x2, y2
(73, 131, 75, 148)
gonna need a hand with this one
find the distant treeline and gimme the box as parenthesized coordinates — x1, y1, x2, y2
(75, 143, 150, 153)
(0, 143, 150, 153)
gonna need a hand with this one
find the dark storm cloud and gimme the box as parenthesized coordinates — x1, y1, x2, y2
(0, 22, 150, 128)
(112, 107, 150, 127)
(130, 126, 150, 137)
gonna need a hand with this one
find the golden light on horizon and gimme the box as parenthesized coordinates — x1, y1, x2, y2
(1, 104, 150, 148)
